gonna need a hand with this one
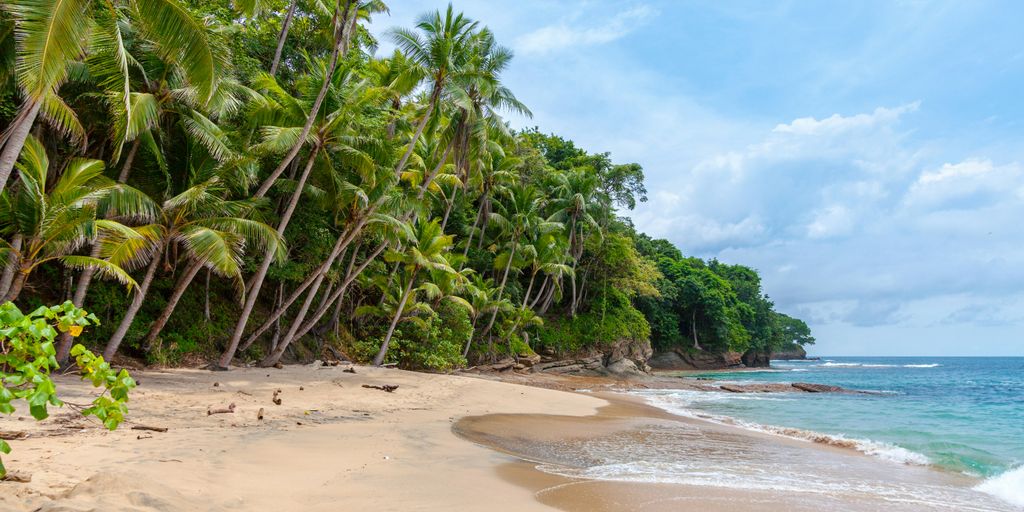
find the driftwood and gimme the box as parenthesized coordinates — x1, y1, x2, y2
(131, 425, 168, 433)
(208, 403, 236, 415)
(257, 408, 264, 421)
(362, 384, 398, 393)
(343, 367, 356, 374)
(0, 430, 28, 440)
(1, 471, 31, 483)
(380, 363, 398, 368)
(272, 389, 282, 405)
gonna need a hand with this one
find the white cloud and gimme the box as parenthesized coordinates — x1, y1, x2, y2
(515, 6, 656, 55)
(772, 102, 920, 136)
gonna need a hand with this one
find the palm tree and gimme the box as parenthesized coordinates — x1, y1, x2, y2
(547, 168, 602, 315)
(0, 0, 223, 194)
(0, 136, 156, 303)
(371, 218, 456, 366)
(102, 177, 284, 360)
(388, 4, 478, 177)
(478, 185, 559, 344)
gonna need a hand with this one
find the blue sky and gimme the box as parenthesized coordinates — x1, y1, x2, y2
(371, 1, 1024, 356)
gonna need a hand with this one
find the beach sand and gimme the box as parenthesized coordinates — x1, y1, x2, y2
(0, 365, 1012, 511)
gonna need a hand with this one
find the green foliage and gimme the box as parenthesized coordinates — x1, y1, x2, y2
(0, 301, 134, 477)
(536, 288, 649, 354)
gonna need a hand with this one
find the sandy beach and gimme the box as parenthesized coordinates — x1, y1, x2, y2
(0, 365, 1014, 511)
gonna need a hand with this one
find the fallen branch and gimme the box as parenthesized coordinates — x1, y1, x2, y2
(131, 425, 168, 433)
(208, 403, 236, 415)
(362, 384, 398, 393)
(0, 430, 28, 440)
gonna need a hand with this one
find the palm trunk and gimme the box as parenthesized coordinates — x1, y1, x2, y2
(394, 84, 441, 177)
(104, 246, 163, 360)
(117, 138, 141, 183)
(692, 310, 701, 350)
(480, 240, 517, 338)
(0, 234, 23, 298)
(261, 241, 386, 366)
(440, 187, 458, 231)
(568, 257, 580, 316)
(529, 275, 548, 310)
(270, 282, 284, 352)
(253, 1, 355, 199)
(416, 139, 454, 200)
(55, 244, 102, 363)
(461, 202, 483, 263)
(235, 223, 350, 354)
(522, 271, 537, 308)
(220, 145, 320, 368)
(0, 100, 41, 196)
(3, 268, 29, 303)
(203, 268, 211, 321)
(143, 259, 203, 349)
(269, 0, 299, 76)
(372, 271, 416, 366)
(462, 315, 479, 358)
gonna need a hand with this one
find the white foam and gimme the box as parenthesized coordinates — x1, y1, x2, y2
(976, 466, 1024, 508)
(637, 391, 932, 467)
(903, 363, 941, 368)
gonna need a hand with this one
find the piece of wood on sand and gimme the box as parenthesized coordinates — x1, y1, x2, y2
(208, 403, 236, 415)
(131, 425, 169, 433)
(362, 384, 399, 393)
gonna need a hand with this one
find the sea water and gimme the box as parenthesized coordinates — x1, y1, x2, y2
(628, 357, 1024, 509)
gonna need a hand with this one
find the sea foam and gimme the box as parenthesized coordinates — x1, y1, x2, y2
(976, 466, 1024, 508)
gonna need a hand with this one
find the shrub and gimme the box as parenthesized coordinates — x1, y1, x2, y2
(0, 301, 135, 478)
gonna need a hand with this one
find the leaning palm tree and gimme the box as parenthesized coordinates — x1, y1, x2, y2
(0, 136, 156, 303)
(371, 218, 456, 366)
(102, 177, 284, 360)
(0, 0, 225, 194)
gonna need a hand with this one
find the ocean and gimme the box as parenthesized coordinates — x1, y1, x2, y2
(538, 356, 1024, 510)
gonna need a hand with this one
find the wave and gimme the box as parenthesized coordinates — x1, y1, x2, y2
(639, 391, 932, 467)
(818, 361, 941, 368)
(976, 466, 1024, 508)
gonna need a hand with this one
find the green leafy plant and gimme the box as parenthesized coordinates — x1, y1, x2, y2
(0, 301, 135, 478)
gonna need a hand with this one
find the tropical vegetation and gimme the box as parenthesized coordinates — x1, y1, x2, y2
(0, 0, 812, 373)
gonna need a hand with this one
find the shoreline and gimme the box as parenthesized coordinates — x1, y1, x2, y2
(1, 364, 1018, 511)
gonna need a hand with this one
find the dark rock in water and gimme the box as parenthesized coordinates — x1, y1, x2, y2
(719, 384, 747, 393)
(741, 350, 771, 368)
(791, 382, 844, 393)
(649, 349, 743, 370)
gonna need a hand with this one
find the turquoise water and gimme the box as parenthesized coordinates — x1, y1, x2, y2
(679, 357, 1024, 479)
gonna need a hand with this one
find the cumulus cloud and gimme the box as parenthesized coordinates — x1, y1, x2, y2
(515, 5, 656, 55)
(632, 102, 1024, 334)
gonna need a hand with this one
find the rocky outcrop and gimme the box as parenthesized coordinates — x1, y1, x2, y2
(741, 350, 771, 368)
(771, 344, 808, 360)
(531, 337, 653, 377)
(791, 382, 843, 393)
(648, 349, 743, 371)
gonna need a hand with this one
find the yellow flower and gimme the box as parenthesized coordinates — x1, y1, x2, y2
(69, 325, 84, 337)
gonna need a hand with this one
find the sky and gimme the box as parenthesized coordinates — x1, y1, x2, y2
(369, 1, 1024, 356)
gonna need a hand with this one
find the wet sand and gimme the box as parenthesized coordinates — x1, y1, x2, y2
(455, 392, 1016, 512)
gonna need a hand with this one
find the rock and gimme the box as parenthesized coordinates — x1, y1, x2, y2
(518, 353, 542, 367)
(606, 357, 640, 375)
(603, 337, 653, 374)
(649, 349, 743, 370)
(719, 385, 747, 393)
(792, 382, 844, 393)
(741, 350, 771, 368)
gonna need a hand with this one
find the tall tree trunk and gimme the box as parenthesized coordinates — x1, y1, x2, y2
(219, 145, 320, 368)
(0, 234, 23, 298)
(461, 202, 483, 263)
(568, 257, 580, 317)
(270, 282, 284, 352)
(416, 139, 454, 200)
(480, 240, 517, 338)
(103, 246, 163, 360)
(117, 138, 141, 183)
(55, 244, 103, 363)
(462, 314, 479, 358)
(394, 84, 441, 177)
(261, 241, 386, 366)
(253, 1, 355, 199)
(269, 0, 299, 76)
(203, 268, 211, 321)
(440, 187, 458, 231)
(142, 259, 203, 349)
(692, 310, 701, 350)
(529, 275, 548, 310)
(0, 100, 41, 196)
(372, 272, 416, 366)
(3, 251, 32, 303)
